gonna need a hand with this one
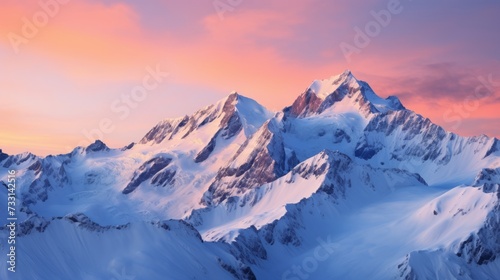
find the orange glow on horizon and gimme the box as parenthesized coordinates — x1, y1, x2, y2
(1, 1, 499, 156)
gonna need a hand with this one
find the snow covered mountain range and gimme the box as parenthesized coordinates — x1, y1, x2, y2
(1, 70, 499, 279)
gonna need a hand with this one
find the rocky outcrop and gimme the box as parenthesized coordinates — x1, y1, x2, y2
(195, 135, 217, 163)
(2, 152, 36, 168)
(151, 168, 176, 187)
(286, 89, 324, 117)
(21, 157, 71, 205)
(194, 94, 245, 163)
(355, 110, 448, 161)
(0, 149, 8, 163)
(203, 120, 298, 205)
(456, 169, 500, 265)
(85, 140, 110, 153)
(484, 138, 500, 158)
(285, 70, 404, 119)
(122, 156, 173, 194)
(140, 117, 186, 144)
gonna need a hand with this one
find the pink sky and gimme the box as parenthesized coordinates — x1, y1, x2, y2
(1, 0, 499, 156)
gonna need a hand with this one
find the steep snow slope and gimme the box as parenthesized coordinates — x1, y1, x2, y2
(0, 215, 255, 280)
(398, 168, 500, 279)
(190, 150, 426, 242)
(233, 170, 499, 279)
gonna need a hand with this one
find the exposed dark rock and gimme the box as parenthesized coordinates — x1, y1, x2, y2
(317, 85, 350, 113)
(354, 140, 383, 160)
(287, 151, 300, 170)
(153, 219, 204, 242)
(218, 258, 257, 280)
(58, 164, 70, 184)
(218, 258, 238, 279)
(456, 234, 497, 265)
(122, 156, 172, 194)
(168, 115, 190, 139)
(455, 170, 500, 265)
(17, 215, 50, 236)
(2, 152, 36, 168)
(318, 152, 353, 198)
(397, 254, 417, 280)
(85, 140, 109, 153)
(287, 89, 323, 117)
(285, 70, 368, 118)
(484, 138, 500, 158)
(190, 95, 243, 161)
(456, 191, 500, 265)
(157, 221, 170, 231)
(278, 225, 302, 246)
(0, 149, 8, 163)
(2, 157, 13, 168)
(183, 108, 217, 138)
(473, 168, 500, 193)
(64, 213, 129, 232)
(122, 142, 135, 150)
(261, 222, 276, 245)
(28, 160, 43, 174)
(181, 94, 240, 140)
(140, 119, 176, 144)
(177, 115, 189, 127)
(195, 135, 217, 163)
(85, 172, 98, 184)
(220, 113, 242, 139)
(257, 200, 305, 248)
(204, 121, 292, 205)
(233, 226, 268, 264)
(357, 110, 449, 162)
(23, 178, 53, 205)
(333, 129, 351, 144)
(151, 168, 176, 186)
(141, 94, 245, 157)
(143, 122, 171, 143)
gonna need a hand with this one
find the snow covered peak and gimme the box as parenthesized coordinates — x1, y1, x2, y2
(85, 140, 110, 153)
(291, 70, 405, 118)
(224, 93, 274, 134)
(139, 92, 272, 145)
(308, 69, 356, 99)
(197, 92, 273, 139)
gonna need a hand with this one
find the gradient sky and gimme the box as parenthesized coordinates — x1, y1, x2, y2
(1, 0, 499, 156)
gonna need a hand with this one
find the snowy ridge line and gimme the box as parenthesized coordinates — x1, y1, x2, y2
(0, 70, 499, 279)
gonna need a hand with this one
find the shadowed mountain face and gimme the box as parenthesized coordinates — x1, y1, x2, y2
(1, 71, 499, 280)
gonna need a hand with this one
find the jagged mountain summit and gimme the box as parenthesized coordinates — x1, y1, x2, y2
(1, 71, 499, 279)
(288, 70, 405, 118)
